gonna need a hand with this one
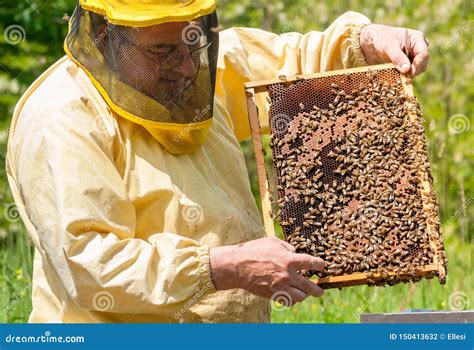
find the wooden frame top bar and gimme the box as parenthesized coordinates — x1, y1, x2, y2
(244, 63, 396, 93)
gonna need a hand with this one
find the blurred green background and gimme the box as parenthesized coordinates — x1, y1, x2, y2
(0, 0, 472, 323)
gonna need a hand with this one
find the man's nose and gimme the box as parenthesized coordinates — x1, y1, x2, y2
(174, 47, 198, 77)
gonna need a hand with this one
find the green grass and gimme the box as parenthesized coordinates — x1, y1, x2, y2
(0, 222, 33, 323)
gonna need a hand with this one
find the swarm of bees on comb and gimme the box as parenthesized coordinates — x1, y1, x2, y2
(267, 68, 447, 288)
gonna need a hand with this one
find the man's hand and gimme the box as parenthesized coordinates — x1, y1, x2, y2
(360, 24, 430, 77)
(209, 236, 325, 306)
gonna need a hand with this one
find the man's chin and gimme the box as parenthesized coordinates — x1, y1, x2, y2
(152, 92, 186, 109)
(154, 86, 188, 102)
(158, 80, 184, 91)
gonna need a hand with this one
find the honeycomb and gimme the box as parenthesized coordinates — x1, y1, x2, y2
(265, 66, 447, 287)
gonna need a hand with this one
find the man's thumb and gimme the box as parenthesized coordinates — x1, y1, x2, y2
(387, 46, 411, 74)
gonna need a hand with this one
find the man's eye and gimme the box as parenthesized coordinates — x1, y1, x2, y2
(149, 49, 171, 55)
(148, 46, 174, 55)
(147, 50, 172, 60)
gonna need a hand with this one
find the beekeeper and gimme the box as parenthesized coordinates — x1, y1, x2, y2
(6, 0, 429, 323)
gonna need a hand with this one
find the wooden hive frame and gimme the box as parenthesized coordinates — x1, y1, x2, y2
(244, 63, 447, 289)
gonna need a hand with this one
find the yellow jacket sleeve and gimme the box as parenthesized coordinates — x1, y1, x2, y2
(215, 11, 371, 141)
(7, 99, 216, 315)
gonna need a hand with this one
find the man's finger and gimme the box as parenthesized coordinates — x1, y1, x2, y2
(288, 253, 325, 271)
(411, 51, 429, 76)
(409, 32, 430, 77)
(386, 45, 411, 74)
(289, 270, 324, 297)
(287, 287, 307, 304)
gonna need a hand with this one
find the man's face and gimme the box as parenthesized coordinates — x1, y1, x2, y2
(103, 21, 203, 106)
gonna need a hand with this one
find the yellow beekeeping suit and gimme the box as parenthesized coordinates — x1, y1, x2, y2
(6, 11, 370, 323)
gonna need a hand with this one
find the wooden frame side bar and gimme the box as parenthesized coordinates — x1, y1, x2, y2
(245, 89, 275, 237)
(401, 75, 446, 283)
